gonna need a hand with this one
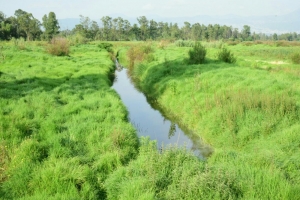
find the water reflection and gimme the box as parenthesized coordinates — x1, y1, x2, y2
(168, 123, 176, 139)
(112, 63, 213, 158)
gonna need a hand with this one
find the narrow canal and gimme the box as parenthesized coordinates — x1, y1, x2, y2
(112, 64, 212, 158)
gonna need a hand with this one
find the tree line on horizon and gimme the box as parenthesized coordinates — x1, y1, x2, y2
(0, 9, 299, 42)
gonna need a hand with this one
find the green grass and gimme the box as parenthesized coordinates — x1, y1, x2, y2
(0, 41, 138, 199)
(107, 42, 300, 199)
(1, 40, 300, 199)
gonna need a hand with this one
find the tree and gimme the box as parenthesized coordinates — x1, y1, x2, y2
(14, 9, 41, 40)
(137, 16, 149, 40)
(191, 23, 202, 40)
(90, 21, 100, 40)
(170, 23, 180, 39)
(101, 16, 112, 40)
(42, 12, 60, 41)
(241, 25, 251, 41)
(123, 20, 131, 41)
(182, 22, 191, 40)
(149, 19, 158, 40)
(273, 33, 278, 41)
(0, 12, 11, 40)
(130, 23, 140, 40)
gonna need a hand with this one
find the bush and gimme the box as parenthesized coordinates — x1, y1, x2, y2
(158, 40, 170, 49)
(274, 40, 300, 47)
(188, 42, 206, 64)
(98, 43, 114, 53)
(217, 47, 236, 63)
(174, 40, 195, 47)
(46, 37, 70, 56)
(291, 53, 300, 64)
(67, 34, 89, 46)
(226, 41, 239, 46)
(11, 37, 27, 50)
(127, 43, 155, 70)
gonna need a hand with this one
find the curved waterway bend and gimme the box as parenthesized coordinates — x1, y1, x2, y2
(112, 66, 211, 158)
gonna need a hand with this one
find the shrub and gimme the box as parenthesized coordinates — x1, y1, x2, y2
(46, 37, 70, 56)
(127, 43, 155, 70)
(11, 37, 27, 50)
(0, 46, 5, 61)
(98, 43, 114, 53)
(67, 34, 89, 46)
(141, 42, 154, 54)
(217, 47, 236, 63)
(158, 40, 170, 49)
(204, 40, 224, 48)
(291, 53, 300, 64)
(174, 40, 195, 47)
(188, 42, 206, 64)
(242, 41, 254, 46)
(226, 41, 239, 46)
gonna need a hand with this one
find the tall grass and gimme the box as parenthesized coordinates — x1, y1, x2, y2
(0, 41, 138, 199)
(46, 37, 70, 56)
(1, 40, 300, 199)
(290, 52, 300, 64)
(105, 137, 242, 200)
(115, 41, 300, 199)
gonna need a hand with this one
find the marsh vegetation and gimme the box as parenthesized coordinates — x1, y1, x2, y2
(0, 39, 300, 199)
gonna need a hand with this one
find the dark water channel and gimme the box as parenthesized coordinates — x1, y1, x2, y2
(112, 63, 212, 158)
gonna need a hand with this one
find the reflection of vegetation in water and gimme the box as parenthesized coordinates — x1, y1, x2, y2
(119, 66, 214, 158)
(168, 123, 176, 139)
(116, 42, 300, 199)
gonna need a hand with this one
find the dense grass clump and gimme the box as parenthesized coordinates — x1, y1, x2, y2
(46, 37, 70, 56)
(98, 42, 114, 53)
(217, 47, 237, 63)
(290, 52, 300, 64)
(1, 40, 300, 199)
(0, 41, 138, 199)
(120, 41, 300, 199)
(174, 39, 195, 47)
(105, 137, 242, 200)
(126, 42, 155, 70)
(188, 42, 206, 64)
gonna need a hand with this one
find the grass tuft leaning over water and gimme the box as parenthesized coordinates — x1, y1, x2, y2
(1, 40, 300, 199)
(112, 41, 300, 199)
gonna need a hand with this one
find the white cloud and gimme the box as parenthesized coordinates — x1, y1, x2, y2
(142, 3, 154, 10)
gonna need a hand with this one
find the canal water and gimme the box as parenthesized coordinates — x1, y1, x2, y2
(112, 65, 212, 158)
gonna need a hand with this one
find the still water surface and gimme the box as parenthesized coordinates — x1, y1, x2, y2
(112, 66, 212, 158)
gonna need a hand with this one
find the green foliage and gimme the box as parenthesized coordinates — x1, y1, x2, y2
(174, 39, 195, 47)
(98, 42, 113, 53)
(14, 9, 41, 41)
(0, 45, 5, 61)
(67, 33, 89, 45)
(290, 53, 300, 64)
(188, 42, 206, 64)
(217, 47, 237, 63)
(46, 37, 70, 56)
(0, 42, 139, 199)
(120, 43, 300, 199)
(105, 137, 242, 199)
(127, 42, 155, 70)
(11, 37, 27, 50)
(42, 12, 60, 41)
(1, 41, 300, 199)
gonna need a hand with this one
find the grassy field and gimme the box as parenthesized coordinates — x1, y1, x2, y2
(0, 41, 138, 199)
(107, 41, 300, 199)
(1, 40, 300, 199)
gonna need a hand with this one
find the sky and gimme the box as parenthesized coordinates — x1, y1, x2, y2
(1, 0, 300, 20)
